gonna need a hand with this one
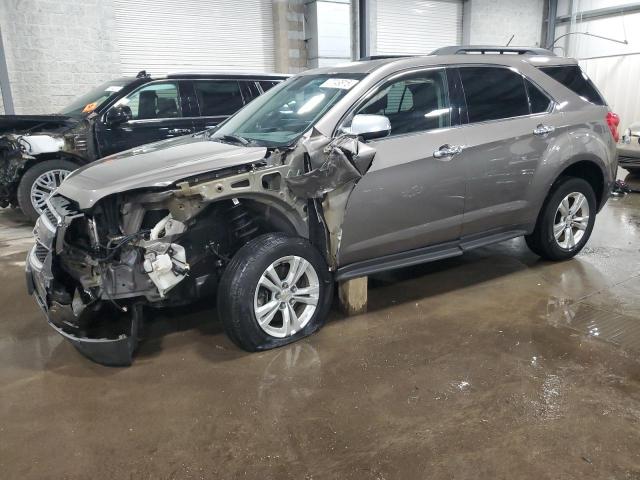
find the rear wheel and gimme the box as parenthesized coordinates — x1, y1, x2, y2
(525, 177, 596, 261)
(217, 233, 333, 351)
(17, 159, 77, 221)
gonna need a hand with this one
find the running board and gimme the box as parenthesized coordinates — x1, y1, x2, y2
(335, 229, 526, 281)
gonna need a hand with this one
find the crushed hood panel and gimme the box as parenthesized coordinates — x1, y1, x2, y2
(57, 135, 267, 209)
(0, 114, 77, 135)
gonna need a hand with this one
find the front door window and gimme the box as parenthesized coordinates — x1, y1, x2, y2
(353, 69, 451, 136)
(118, 82, 182, 120)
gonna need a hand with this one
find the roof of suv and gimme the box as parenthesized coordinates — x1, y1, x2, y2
(164, 72, 289, 80)
(304, 46, 578, 76)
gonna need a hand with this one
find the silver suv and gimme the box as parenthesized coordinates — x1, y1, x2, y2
(26, 47, 618, 365)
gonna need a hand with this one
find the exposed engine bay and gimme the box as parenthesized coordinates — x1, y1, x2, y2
(27, 129, 376, 365)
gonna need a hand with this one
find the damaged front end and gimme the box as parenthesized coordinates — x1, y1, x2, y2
(27, 191, 238, 366)
(0, 115, 90, 207)
(0, 137, 31, 207)
(26, 129, 375, 365)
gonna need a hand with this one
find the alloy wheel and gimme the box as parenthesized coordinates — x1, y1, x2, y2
(253, 255, 320, 338)
(553, 191, 590, 250)
(30, 169, 70, 214)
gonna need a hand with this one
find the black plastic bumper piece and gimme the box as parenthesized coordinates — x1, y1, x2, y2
(46, 304, 143, 367)
(26, 259, 143, 367)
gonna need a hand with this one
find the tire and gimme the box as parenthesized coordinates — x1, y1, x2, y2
(217, 232, 334, 352)
(17, 159, 78, 222)
(525, 176, 597, 261)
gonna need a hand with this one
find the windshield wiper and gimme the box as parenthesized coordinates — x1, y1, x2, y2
(214, 134, 251, 146)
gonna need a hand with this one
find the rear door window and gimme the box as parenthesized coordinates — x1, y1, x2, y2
(193, 80, 245, 117)
(240, 81, 261, 102)
(459, 67, 529, 123)
(259, 80, 280, 92)
(539, 65, 605, 105)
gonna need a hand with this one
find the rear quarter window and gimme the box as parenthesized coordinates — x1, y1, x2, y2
(539, 65, 605, 106)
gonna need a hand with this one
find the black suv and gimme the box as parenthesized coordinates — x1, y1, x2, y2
(0, 71, 287, 220)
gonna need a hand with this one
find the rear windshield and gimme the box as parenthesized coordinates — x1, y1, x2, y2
(539, 65, 605, 106)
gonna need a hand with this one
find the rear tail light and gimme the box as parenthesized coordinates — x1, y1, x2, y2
(606, 111, 620, 143)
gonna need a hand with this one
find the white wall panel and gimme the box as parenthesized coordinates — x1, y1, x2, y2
(113, 0, 275, 76)
(375, 0, 462, 55)
(557, 0, 640, 17)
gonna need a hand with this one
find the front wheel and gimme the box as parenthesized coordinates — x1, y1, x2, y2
(17, 159, 77, 222)
(217, 233, 334, 351)
(525, 177, 597, 261)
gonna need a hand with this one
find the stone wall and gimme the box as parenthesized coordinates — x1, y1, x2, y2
(0, 0, 122, 114)
(463, 0, 545, 47)
(273, 0, 308, 74)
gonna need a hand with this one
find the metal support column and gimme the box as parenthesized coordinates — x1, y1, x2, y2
(544, 0, 558, 50)
(0, 26, 14, 114)
(358, 0, 369, 58)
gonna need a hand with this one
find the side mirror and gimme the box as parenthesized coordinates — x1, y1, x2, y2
(347, 114, 391, 141)
(105, 106, 131, 126)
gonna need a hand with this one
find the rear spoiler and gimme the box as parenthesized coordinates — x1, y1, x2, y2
(431, 46, 556, 56)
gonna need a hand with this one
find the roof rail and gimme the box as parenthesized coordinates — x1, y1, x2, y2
(430, 46, 556, 56)
(357, 55, 416, 61)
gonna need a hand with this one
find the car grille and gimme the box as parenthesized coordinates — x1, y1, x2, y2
(34, 242, 49, 263)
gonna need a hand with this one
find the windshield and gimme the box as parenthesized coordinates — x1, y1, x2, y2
(59, 80, 130, 117)
(210, 73, 365, 147)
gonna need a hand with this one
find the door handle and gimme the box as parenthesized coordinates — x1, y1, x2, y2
(168, 128, 192, 135)
(533, 124, 555, 136)
(433, 144, 463, 159)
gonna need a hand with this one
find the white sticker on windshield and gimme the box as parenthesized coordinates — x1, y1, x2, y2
(320, 78, 359, 90)
(105, 86, 123, 92)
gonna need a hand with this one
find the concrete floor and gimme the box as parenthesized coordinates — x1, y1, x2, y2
(1, 189, 640, 479)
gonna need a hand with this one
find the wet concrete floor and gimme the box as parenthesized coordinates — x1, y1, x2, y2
(1, 191, 640, 479)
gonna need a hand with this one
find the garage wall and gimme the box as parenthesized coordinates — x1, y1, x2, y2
(555, 0, 640, 131)
(463, 0, 545, 46)
(0, 0, 122, 114)
(369, 0, 463, 55)
(306, 0, 352, 68)
(273, 0, 308, 73)
(112, 0, 276, 76)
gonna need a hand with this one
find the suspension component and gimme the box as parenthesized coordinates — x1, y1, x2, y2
(228, 199, 259, 243)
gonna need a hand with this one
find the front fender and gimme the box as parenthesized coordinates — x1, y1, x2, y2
(175, 163, 309, 237)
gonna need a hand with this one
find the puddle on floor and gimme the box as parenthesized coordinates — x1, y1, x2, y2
(547, 297, 640, 353)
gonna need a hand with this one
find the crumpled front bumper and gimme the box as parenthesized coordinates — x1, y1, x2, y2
(25, 210, 141, 366)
